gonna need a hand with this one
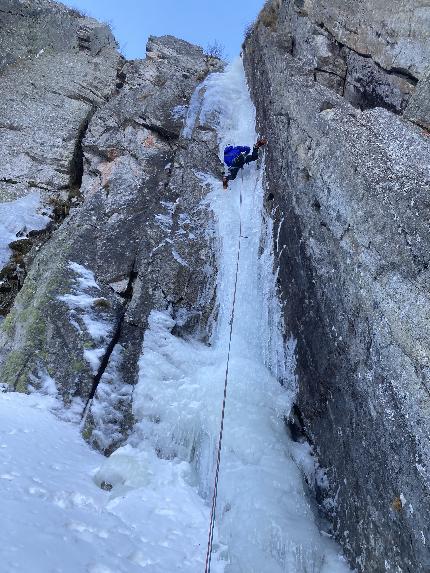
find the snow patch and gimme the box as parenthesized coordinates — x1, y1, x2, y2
(171, 104, 188, 120)
(58, 262, 113, 374)
(0, 191, 50, 268)
(172, 248, 189, 267)
(0, 392, 148, 573)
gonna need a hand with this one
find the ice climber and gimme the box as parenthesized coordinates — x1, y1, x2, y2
(222, 137, 268, 189)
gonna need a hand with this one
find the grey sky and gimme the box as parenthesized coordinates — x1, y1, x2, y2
(63, 0, 265, 60)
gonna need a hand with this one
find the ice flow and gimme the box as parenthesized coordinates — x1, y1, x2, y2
(99, 59, 351, 572)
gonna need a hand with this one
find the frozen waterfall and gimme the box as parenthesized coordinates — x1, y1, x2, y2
(98, 59, 350, 573)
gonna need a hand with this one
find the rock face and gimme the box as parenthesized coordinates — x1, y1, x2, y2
(405, 67, 430, 130)
(256, 0, 423, 116)
(0, 0, 121, 314)
(244, 1, 430, 571)
(301, 0, 430, 78)
(0, 1, 223, 454)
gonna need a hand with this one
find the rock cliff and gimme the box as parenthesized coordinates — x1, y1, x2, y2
(243, 1, 430, 571)
(0, 0, 121, 313)
(0, 0, 223, 453)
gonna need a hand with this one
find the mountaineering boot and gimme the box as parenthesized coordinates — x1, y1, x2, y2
(255, 137, 268, 148)
(222, 176, 229, 190)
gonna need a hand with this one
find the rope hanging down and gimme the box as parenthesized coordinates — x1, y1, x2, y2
(204, 175, 244, 573)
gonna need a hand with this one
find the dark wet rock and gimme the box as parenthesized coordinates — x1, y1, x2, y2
(100, 481, 113, 492)
(244, 1, 430, 571)
(8, 238, 32, 255)
(342, 49, 416, 114)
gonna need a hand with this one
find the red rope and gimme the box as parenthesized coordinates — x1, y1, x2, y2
(204, 181, 243, 573)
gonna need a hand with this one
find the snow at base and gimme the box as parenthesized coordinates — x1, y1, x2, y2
(0, 60, 352, 572)
(0, 191, 51, 267)
(0, 391, 220, 573)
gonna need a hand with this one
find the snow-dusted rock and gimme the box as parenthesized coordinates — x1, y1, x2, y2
(244, 1, 430, 571)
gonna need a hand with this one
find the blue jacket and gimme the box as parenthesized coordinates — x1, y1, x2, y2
(224, 145, 250, 167)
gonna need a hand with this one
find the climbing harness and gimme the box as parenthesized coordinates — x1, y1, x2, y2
(204, 173, 244, 573)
